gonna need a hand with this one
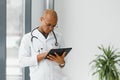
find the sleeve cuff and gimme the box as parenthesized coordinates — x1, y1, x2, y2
(31, 54, 38, 66)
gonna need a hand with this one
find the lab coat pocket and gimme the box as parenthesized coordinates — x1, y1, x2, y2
(30, 66, 39, 75)
(30, 67, 45, 80)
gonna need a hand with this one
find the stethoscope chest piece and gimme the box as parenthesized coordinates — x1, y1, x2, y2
(55, 42, 58, 46)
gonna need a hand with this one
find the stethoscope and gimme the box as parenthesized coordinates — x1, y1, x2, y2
(31, 27, 58, 52)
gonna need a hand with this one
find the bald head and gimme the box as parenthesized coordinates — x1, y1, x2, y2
(39, 9, 58, 34)
(41, 9, 58, 21)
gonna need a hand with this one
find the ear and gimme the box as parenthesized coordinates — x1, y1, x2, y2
(40, 17, 43, 21)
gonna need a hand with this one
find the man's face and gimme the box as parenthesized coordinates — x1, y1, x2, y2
(41, 15, 57, 34)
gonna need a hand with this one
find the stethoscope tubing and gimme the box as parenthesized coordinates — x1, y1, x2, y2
(31, 27, 58, 52)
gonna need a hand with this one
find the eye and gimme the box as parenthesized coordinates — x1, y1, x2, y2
(47, 24, 56, 28)
(46, 24, 52, 26)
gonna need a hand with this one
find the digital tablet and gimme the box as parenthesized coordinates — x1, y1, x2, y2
(45, 47, 72, 59)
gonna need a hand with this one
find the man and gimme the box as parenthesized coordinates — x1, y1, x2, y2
(19, 9, 67, 80)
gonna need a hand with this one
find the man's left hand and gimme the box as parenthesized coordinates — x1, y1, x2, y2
(47, 52, 66, 65)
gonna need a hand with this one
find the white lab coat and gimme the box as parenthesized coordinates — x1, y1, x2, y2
(19, 29, 68, 80)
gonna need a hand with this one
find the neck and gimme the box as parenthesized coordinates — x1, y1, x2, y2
(38, 26, 48, 36)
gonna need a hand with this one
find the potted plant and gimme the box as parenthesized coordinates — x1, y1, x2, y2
(90, 45, 120, 80)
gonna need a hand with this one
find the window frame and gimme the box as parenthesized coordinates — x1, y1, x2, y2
(0, 0, 31, 80)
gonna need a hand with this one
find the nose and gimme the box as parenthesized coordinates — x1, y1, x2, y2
(49, 26, 54, 30)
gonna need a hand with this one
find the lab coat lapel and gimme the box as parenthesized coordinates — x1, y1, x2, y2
(47, 32, 54, 40)
(35, 29, 46, 41)
(35, 29, 53, 41)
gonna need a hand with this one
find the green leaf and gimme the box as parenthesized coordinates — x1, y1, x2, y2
(90, 45, 120, 80)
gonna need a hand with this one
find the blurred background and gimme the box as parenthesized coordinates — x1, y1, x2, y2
(6, 0, 24, 80)
(0, 0, 120, 80)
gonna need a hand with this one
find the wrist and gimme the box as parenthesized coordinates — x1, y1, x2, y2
(59, 61, 65, 67)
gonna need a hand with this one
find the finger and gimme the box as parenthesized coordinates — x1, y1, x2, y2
(47, 56, 55, 61)
(62, 51, 66, 57)
(48, 55, 56, 59)
(54, 52, 59, 57)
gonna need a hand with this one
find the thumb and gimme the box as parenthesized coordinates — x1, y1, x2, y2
(62, 51, 66, 57)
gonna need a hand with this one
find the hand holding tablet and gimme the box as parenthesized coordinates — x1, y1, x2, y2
(45, 47, 72, 59)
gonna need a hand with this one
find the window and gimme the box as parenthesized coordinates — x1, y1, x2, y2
(6, 0, 25, 80)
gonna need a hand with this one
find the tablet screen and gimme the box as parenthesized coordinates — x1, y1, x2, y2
(45, 47, 72, 59)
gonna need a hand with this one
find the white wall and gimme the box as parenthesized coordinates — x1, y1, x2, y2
(32, 0, 120, 80)
(32, 0, 46, 29)
(55, 0, 120, 80)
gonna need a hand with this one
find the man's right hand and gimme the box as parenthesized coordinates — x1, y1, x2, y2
(37, 52, 48, 62)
